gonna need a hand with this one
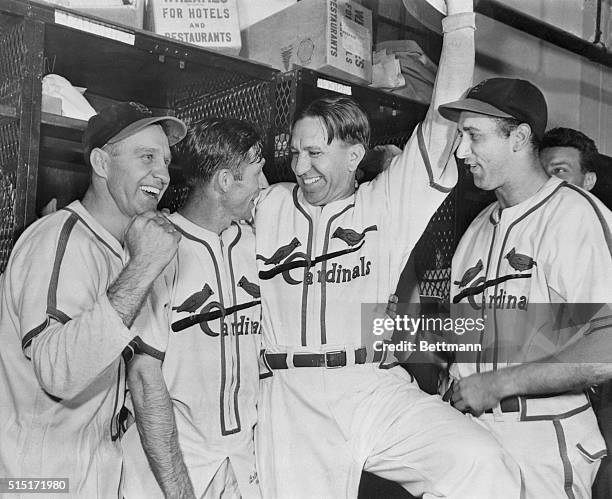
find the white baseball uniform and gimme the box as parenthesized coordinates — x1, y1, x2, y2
(0, 200, 167, 498)
(252, 12, 522, 499)
(450, 176, 612, 498)
(122, 214, 261, 499)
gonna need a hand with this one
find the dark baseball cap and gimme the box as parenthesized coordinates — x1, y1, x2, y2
(82, 101, 187, 165)
(438, 78, 548, 140)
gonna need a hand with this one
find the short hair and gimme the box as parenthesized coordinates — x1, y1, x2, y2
(174, 118, 263, 188)
(540, 127, 599, 173)
(102, 141, 123, 158)
(294, 95, 370, 147)
(494, 117, 541, 152)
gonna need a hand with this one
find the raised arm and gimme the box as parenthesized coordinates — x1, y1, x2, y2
(420, 0, 475, 175)
(365, 0, 475, 275)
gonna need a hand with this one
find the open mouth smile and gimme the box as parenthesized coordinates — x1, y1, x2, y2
(140, 185, 162, 199)
(302, 176, 322, 186)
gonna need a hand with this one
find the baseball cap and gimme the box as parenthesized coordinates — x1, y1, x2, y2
(82, 101, 187, 165)
(438, 78, 548, 140)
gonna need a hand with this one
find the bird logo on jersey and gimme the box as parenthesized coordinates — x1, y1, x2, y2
(171, 277, 261, 336)
(453, 259, 483, 288)
(256, 237, 301, 265)
(453, 253, 532, 311)
(172, 284, 214, 313)
(258, 226, 375, 285)
(238, 276, 260, 298)
(332, 225, 377, 247)
(505, 248, 537, 271)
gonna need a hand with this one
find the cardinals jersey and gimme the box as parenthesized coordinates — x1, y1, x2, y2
(123, 213, 261, 498)
(249, 14, 525, 499)
(255, 121, 457, 353)
(450, 176, 612, 380)
(0, 200, 167, 498)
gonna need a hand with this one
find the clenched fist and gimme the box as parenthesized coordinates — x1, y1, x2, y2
(444, 371, 504, 416)
(124, 211, 181, 276)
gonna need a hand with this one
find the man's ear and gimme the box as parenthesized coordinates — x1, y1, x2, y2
(215, 168, 234, 193)
(347, 143, 366, 173)
(90, 148, 110, 179)
(512, 124, 533, 152)
(583, 171, 597, 191)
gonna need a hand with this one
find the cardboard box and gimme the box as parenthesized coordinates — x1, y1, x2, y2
(236, 0, 296, 30)
(146, 0, 241, 56)
(242, 0, 372, 85)
(41, 0, 144, 30)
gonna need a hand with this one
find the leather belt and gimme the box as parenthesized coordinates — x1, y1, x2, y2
(265, 347, 367, 369)
(484, 396, 520, 413)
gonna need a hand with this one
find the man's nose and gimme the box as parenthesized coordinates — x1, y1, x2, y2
(455, 135, 471, 160)
(292, 153, 310, 176)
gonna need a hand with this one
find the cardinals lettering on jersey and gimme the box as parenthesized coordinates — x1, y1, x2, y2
(452, 258, 530, 311)
(258, 226, 376, 285)
(171, 277, 261, 336)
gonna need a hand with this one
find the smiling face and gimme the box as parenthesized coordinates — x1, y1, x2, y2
(455, 112, 515, 192)
(226, 147, 267, 220)
(103, 124, 171, 218)
(290, 116, 358, 206)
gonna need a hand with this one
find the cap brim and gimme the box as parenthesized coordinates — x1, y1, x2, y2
(438, 98, 514, 123)
(107, 115, 187, 147)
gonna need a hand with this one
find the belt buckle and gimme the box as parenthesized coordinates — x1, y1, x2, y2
(324, 350, 346, 369)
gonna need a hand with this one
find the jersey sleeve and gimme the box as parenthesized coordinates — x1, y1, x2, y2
(127, 258, 176, 362)
(547, 197, 612, 304)
(545, 195, 612, 364)
(362, 12, 475, 273)
(10, 215, 136, 400)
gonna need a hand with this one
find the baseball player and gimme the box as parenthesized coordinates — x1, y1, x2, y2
(439, 77, 612, 497)
(123, 119, 266, 498)
(0, 102, 186, 497)
(540, 127, 612, 498)
(252, 1, 522, 497)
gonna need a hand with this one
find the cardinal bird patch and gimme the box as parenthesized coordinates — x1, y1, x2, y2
(256, 237, 301, 265)
(505, 248, 537, 271)
(454, 259, 483, 288)
(332, 225, 377, 247)
(172, 283, 214, 313)
(238, 276, 260, 298)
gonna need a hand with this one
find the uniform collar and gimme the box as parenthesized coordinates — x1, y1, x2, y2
(67, 200, 124, 256)
(296, 187, 355, 215)
(489, 176, 563, 225)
